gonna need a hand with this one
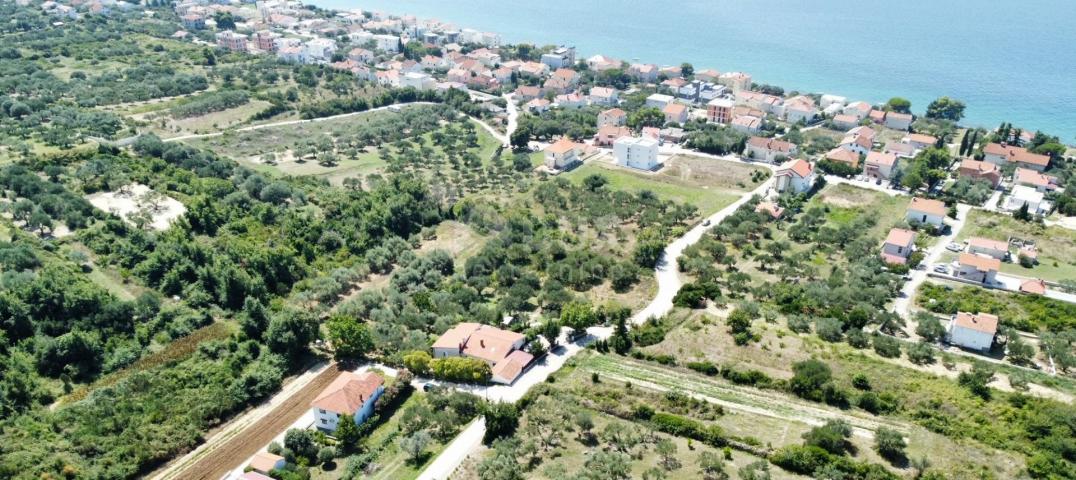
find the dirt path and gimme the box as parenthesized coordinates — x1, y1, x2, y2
(151, 363, 341, 480)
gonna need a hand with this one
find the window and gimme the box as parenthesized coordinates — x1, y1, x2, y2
(321, 419, 327, 424)
(318, 409, 326, 414)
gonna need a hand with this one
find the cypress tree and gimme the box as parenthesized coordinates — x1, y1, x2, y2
(959, 132, 969, 156)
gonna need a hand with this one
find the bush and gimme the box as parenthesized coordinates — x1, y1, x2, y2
(875, 427, 906, 460)
(687, 361, 719, 376)
(429, 357, 491, 383)
(770, 445, 832, 474)
(907, 341, 936, 365)
(872, 334, 902, 358)
(789, 359, 831, 401)
(802, 419, 852, 455)
(649, 412, 726, 447)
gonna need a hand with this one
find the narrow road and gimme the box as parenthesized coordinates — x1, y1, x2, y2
(149, 363, 340, 480)
(893, 204, 972, 330)
(415, 418, 486, 480)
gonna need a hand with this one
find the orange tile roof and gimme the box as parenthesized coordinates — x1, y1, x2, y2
(880, 252, 908, 265)
(490, 350, 533, 383)
(959, 159, 998, 175)
(953, 312, 998, 335)
(959, 252, 1001, 272)
(241, 473, 275, 480)
(885, 228, 916, 247)
(249, 452, 285, 473)
(1020, 279, 1046, 295)
(908, 197, 946, 217)
(968, 237, 1008, 252)
(825, 147, 860, 167)
(832, 114, 858, 124)
(748, 136, 795, 153)
(866, 151, 897, 167)
(544, 137, 577, 155)
(755, 201, 784, 218)
(601, 107, 626, 117)
(1014, 168, 1053, 187)
(310, 372, 383, 415)
(778, 159, 813, 179)
(663, 102, 688, 115)
(906, 133, 936, 145)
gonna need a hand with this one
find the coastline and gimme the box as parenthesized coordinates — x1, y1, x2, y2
(310, 0, 1076, 141)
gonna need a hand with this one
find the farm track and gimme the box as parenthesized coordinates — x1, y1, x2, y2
(153, 363, 342, 480)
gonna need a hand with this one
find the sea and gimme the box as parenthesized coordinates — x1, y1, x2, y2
(310, 0, 1076, 141)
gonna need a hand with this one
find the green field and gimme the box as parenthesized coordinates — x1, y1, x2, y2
(956, 209, 1076, 282)
(564, 161, 745, 215)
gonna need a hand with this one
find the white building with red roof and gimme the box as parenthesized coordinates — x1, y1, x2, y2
(865, 151, 898, 180)
(310, 371, 384, 432)
(947, 312, 998, 352)
(745, 136, 798, 163)
(1013, 168, 1059, 192)
(774, 159, 815, 194)
(967, 237, 1009, 260)
(983, 143, 1051, 171)
(881, 228, 916, 265)
(906, 197, 947, 229)
(956, 253, 1001, 284)
(432, 323, 532, 384)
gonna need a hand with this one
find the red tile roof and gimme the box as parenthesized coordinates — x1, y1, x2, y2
(310, 372, 383, 415)
(885, 228, 916, 247)
(866, 151, 897, 167)
(544, 137, 578, 155)
(968, 237, 1008, 252)
(1019, 279, 1046, 295)
(959, 252, 1001, 272)
(778, 159, 813, 179)
(953, 312, 999, 335)
(908, 197, 946, 217)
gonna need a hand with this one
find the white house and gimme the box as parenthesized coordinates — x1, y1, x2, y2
(956, 253, 1000, 284)
(967, 237, 1009, 260)
(311, 372, 384, 432)
(983, 143, 1051, 171)
(1013, 168, 1059, 192)
(905, 197, 946, 229)
(731, 115, 762, 135)
(301, 38, 336, 64)
(540, 46, 575, 69)
(783, 95, 818, 124)
(597, 108, 627, 128)
(745, 136, 797, 163)
(400, 72, 435, 91)
(1004, 185, 1048, 215)
(820, 94, 847, 109)
(880, 228, 916, 265)
(839, 126, 875, 156)
(865, 151, 897, 180)
(614, 136, 660, 171)
(542, 137, 580, 170)
(431, 322, 532, 385)
(774, 159, 815, 194)
(373, 34, 401, 53)
(947, 312, 998, 352)
(884, 112, 913, 130)
(645, 93, 675, 110)
(588, 86, 619, 106)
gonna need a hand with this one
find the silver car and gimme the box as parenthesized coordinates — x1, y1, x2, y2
(933, 264, 949, 274)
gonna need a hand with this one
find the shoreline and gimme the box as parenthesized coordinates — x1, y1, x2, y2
(308, 0, 1075, 142)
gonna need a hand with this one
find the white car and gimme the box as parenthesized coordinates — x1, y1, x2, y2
(702, 219, 711, 227)
(933, 264, 949, 274)
(945, 243, 963, 252)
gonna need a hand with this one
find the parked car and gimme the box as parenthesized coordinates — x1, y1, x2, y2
(945, 242, 963, 252)
(933, 264, 949, 274)
(702, 219, 711, 226)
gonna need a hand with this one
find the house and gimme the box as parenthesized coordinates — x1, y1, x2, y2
(718, 71, 752, 93)
(783, 95, 818, 124)
(1019, 279, 1047, 295)
(755, 201, 785, 219)
(731, 115, 762, 135)
(707, 98, 734, 124)
(553, 93, 586, 109)
(736, 90, 783, 114)
(967, 237, 1008, 260)
(883, 141, 916, 159)
(311, 372, 384, 432)
(641, 126, 661, 140)
(215, 31, 248, 52)
(248, 452, 286, 474)
(373, 34, 400, 53)
(695, 69, 722, 83)
(843, 101, 873, 120)
(645, 93, 675, 110)
(629, 63, 659, 83)
(614, 136, 660, 170)
(400, 72, 435, 91)
(1013, 168, 1059, 192)
(947, 312, 998, 352)
(983, 143, 1050, 171)
(884, 111, 913, 130)
(839, 126, 875, 155)
(824, 147, 861, 170)
(348, 48, 375, 64)
(659, 65, 683, 78)
(525, 98, 551, 114)
(881, 228, 916, 265)
(865, 151, 898, 180)
(540, 46, 575, 69)
(597, 108, 627, 128)
(589, 86, 618, 106)
(595, 125, 631, 147)
(302, 38, 337, 64)
(1004, 185, 1048, 214)
(903, 133, 937, 151)
(745, 136, 797, 163)
(181, 13, 205, 29)
(542, 137, 580, 170)
(774, 159, 816, 194)
(431, 322, 531, 384)
(957, 159, 1002, 187)
(956, 253, 1001, 284)
(663, 102, 689, 125)
(868, 109, 887, 124)
(906, 197, 946, 229)
(820, 94, 847, 109)
(514, 85, 541, 101)
(660, 127, 686, 144)
(831, 114, 860, 130)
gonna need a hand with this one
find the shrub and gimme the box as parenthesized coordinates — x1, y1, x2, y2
(872, 334, 902, 358)
(875, 427, 907, 460)
(649, 412, 725, 447)
(907, 341, 936, 365)
(687, 361, 719, 376)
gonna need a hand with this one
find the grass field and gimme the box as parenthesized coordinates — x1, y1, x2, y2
(955, 209, 1076, 282)
(813, 183, 911, 239)
(563, 156, 761, 215)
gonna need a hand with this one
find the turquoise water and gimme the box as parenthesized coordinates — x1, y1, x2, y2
(315, 0, 1076, 140)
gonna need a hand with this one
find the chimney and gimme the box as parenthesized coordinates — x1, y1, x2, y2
(480, 339, 485, 348)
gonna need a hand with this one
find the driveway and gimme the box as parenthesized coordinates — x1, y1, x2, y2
(893, 204, 972, 335)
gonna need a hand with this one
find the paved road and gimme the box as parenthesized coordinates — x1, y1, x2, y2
(893, 204, 971, 334)
(415, 418, 486, 480)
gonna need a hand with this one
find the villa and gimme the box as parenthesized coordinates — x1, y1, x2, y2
(310, 372, 384, 433)
(906, 197, 947, 229)
(824, 147, 861, 170)
(745, 136, 798, 163)
(543, 138, 580, 170)
(1014, 168, 1059, 192)
(880, 228, 916, 265)
(663, 102, 689, 125)
(774, 159, 816, 194)
(983, 143, 1050, 171)
(956, 253, 1001, 284)
(865, 151, 898, 180)
(597, 108, 627, 128)
(947, 312, 998, 352)
(957, 159, 1002, 187)
(432, 323, 533, 385)
(1004, 185, 1048, 214)
(967, 237, 1009, 260)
